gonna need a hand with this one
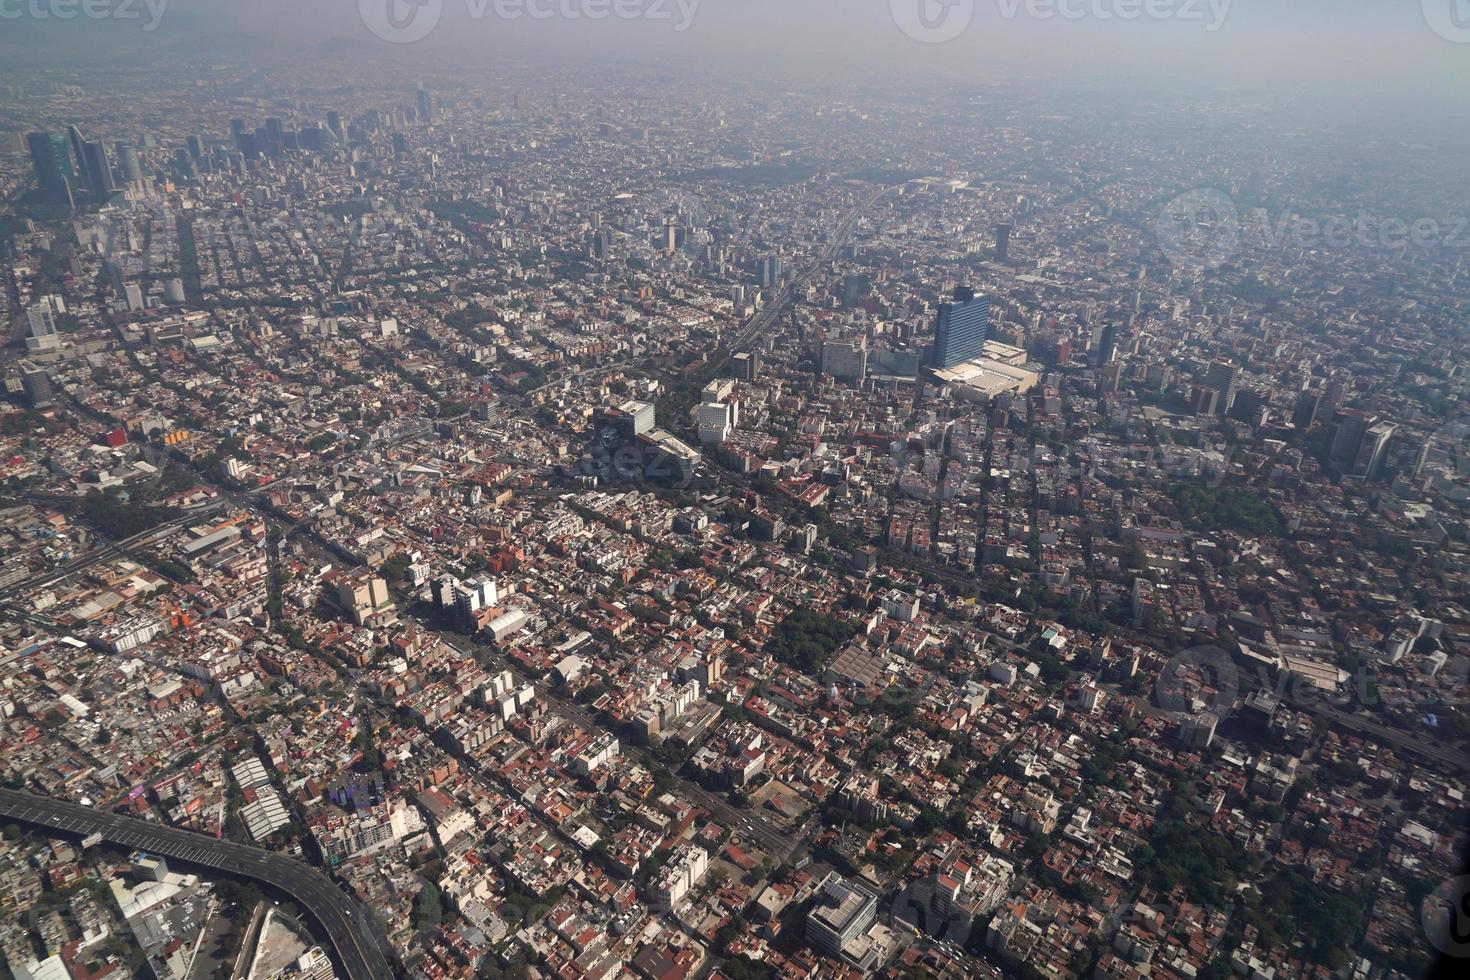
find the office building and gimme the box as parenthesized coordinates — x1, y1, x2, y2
(337, 573, 391, 627)
(839, 274, 871, 307)
(995, 223, 1011, 263)
(1352, 421, 1395, 480)
(26, 132, 75, 198)
(592, 228, 612, 260)
(22, 367, 55, 409)
(1328, 410, 1372, 471)
(1292, 390, 1321, 430)
(807, 872, 879, 967)
(611, 400, 656, 439)
(25, 302, 60, 352)
(698, 402, 734, 444)
(930, 286, 989, 368)
(821, 338, 868, 383)
(82, 140, 114, 201)
(1179, 712, 1218, 749)
(757, 255, 782, 287)
(732, 351, 758, 381)
(117, 143, 143, 183)
(1096, 322, 1117, 366)
(1203, 360, 1240, 415)
(66, 125, 89, 187)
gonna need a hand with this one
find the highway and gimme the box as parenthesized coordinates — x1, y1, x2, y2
(0, 500, 226, 604)
(0, 788, 394, 980)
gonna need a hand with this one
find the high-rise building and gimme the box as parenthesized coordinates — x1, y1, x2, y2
(26, 132, 75, 197)
(732, 351, 757, 381)
(612, 400, 656, 439)
(1203, 360, 1240, 415)
(1096, 322, 1118, 366)
(1179, 713, 1218, 749)
(591, 229, 612, 260)
(757, 255, 782, 287)
(415, 86, 434, 123)
(1328, 410, 1372, 470)
(697, 402, 734, 444)
(839, 274, 872, 307)
(1352, 421, 1395, 480)
(807, 873, 879, 967)
(337, 573, 391, 627)
(66, 125, 90, 188)
(22, 366, 54, 409)
(930, 286, 989, 368)
(1291, 390, 1321, 430)
(82, 140, 114, 201)
(821, 339, 868, 383)
(25, 303, 60, 352)
(995, 223, 1012, 263)
(116, 143, 143, 183)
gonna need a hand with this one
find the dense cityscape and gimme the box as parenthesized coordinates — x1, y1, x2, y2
(1, 8, 1468, 980)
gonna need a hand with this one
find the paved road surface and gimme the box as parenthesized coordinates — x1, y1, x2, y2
(0, 788, 394, 980)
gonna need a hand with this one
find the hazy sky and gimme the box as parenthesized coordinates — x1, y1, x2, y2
(9, 0, 1469, 113)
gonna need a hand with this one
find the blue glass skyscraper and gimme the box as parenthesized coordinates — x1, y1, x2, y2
(26, 133, 75, 198)
(931, 286, 989, 368)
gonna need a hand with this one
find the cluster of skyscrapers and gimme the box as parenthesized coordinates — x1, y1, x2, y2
(25, 126, 122, 208)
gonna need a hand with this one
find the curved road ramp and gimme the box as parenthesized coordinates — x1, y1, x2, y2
(0, 788, 393, 980)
